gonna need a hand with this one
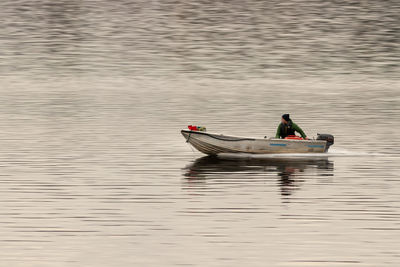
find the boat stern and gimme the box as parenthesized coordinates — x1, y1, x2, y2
(317, 134, 334, 152)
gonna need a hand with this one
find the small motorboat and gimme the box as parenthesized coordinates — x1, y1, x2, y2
(181, 128, 334, 156)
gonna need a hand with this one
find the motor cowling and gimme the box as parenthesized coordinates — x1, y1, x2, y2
(317, 133, 334, 151)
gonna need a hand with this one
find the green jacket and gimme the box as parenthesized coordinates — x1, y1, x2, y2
(275, 121, 307, 139)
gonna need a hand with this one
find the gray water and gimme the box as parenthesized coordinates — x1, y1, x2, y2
(0, 1, 400, 266)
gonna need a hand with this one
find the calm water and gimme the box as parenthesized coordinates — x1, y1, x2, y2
(0, 1, 399, 266)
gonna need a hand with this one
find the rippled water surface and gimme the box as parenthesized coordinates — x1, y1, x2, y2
(0, 1, 399, 266)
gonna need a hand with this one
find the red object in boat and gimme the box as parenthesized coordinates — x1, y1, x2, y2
(188, 125, 198, 131)
(284, 135, 303, 140)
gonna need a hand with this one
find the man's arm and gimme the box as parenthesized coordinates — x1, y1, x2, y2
(275, 124, 281, 138)
(292, 123, 307, 138)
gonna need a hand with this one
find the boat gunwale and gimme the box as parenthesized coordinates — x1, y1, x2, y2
(181, 130, 326, 144)
(181, 130, 256, 142)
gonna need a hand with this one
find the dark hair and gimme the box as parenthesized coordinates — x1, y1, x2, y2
(282, 114, 290, 121)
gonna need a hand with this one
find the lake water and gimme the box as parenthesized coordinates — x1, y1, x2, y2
(0, 1, 399, 266)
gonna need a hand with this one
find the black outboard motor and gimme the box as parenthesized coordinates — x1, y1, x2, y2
(317, 134, 334, 152)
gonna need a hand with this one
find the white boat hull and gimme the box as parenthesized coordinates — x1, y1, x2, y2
(181, 130, 330, 155)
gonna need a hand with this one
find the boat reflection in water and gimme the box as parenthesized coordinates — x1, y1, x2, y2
(183, 155, 334, 198)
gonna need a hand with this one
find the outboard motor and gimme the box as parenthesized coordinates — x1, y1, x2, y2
(317, 134, 334, 152)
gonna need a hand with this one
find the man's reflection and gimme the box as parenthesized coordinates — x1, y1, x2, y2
(277, 163, 304, 196)
(183, 156, 333, 197)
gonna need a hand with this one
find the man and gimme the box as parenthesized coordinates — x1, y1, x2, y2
(275, 114, 308, 139)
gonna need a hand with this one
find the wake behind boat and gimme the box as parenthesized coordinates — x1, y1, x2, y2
(181, 128, 334, 156)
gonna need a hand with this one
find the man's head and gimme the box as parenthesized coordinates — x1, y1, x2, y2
(281, 114, 290, 124)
